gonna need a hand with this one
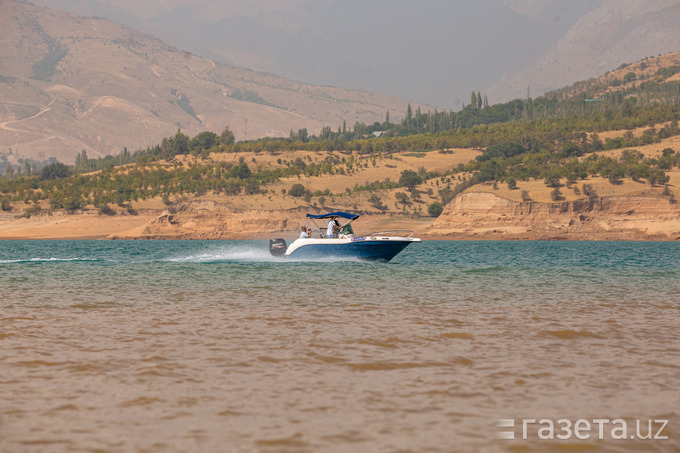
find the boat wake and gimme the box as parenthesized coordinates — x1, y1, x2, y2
(0, 257, 106, 264)
(0, 241, 381, 266)
(164, 244, 278, 263)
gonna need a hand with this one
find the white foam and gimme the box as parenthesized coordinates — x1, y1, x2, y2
(165, 244, 278, 263)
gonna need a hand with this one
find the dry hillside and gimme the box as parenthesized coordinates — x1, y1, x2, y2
(0, 0, 428, 164)
(2, 122, 680, 241)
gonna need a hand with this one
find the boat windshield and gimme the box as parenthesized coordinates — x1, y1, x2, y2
(340, 224, 354, 236)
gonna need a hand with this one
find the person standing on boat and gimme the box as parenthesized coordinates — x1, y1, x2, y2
(326, 219, 339, 238)
(300, 226, 310, 239)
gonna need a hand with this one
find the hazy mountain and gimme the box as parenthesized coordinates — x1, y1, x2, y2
(0, 0, 428, 163)
(488, 0, 680, 102)
(27, 0, 604, 109)
(36, 0, 680, 107)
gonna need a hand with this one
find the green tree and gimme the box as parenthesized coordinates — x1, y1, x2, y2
(190, 131, 219, 151)
(231, 162, 251, 179)
(244, 181, 260, 195)
(399, 170, 422, 191)
(648, 169, 669, 187)
(289, 183, 307, 197)
(40, 162, 71, 180)
(544, 172, 561, 188)
(98, 203, 115, 215)
(220, 126, 235, 145)
(395, 192, 409, 205)
(172, 130, 190, 155)
(438, 186, 454, 204)
(368, 194, 386, 210)
(550, 187, 563, 201)
(562, 142, 583, 157)
(427, 201, 443, 217)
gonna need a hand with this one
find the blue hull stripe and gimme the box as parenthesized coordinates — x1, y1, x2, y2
(287, 241, 412, 262)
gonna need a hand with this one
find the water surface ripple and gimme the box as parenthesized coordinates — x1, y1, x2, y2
(1, 240, 679, 452)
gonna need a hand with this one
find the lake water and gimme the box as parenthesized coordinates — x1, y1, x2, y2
(1, 240, 679, 452)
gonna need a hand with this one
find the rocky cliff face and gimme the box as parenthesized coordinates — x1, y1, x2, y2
(427, 192, 680, 240)
(110, 203, 303, 240)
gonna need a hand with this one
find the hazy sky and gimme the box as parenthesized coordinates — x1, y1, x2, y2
(35, 0, 605, 108)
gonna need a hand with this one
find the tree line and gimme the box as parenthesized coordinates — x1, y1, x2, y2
(2, 61, 680, 215)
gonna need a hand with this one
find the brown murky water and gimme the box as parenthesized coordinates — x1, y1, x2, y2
(1, 240, 679, 452)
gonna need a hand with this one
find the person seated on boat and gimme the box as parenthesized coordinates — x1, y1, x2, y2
(326, 219, 340, 238)
(299, 226, 310, 239)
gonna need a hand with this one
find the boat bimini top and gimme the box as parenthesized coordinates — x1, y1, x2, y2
(305, 211, 359, 238)
(305, 212, 359, 221)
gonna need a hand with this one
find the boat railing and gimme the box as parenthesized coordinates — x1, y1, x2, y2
(366, 230, 417, 238)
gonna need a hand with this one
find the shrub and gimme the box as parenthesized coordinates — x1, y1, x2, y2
(550, 187, 563, 201)
(98, 203, 115, 216)
(368, 194, 386, 210)
(244, 181, 260, 195)
(427, 201, 443, 217)
(623, 71, 637, 83)
(562, 142, 583, 157)
(395, 192, 409, 205)
(544, 172, 561, 188)
(648, 169, 669, 187)
(63, 197, 83, 212)
(476, 142, 526, 162)
(40, 162, 71, 180)
(289, 183, 307, 197)
(22, 205, 42, 218)
(438, 186, 454, 204)
(224, 180, 242, 195)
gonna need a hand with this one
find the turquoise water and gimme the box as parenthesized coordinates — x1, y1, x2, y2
(2, 240, 679, 305)
(1, 240, 679, 452)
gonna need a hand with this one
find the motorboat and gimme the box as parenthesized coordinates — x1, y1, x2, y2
(269, 211, 421, 261)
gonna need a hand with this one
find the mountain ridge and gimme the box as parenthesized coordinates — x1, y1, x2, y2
(0, 0, 428, 164)
(488, 0, 680, 102)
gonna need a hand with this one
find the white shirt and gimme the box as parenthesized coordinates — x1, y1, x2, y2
(327, 220, 337, 238)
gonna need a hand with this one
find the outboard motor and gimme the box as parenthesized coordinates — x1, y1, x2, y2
(269, 238, 287, 257)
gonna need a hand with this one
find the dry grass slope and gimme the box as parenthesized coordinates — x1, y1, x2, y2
(0, 0, 429, 164)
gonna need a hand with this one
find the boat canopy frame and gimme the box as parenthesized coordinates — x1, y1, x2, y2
(306, 212, 359, 221)
(304, 212, 359, 238)
(299, 211, 418, 241)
